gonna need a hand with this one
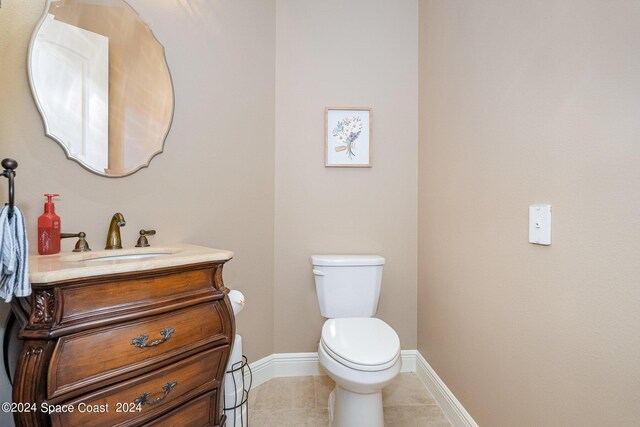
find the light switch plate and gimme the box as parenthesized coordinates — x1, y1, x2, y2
(529, 204, 551, 245)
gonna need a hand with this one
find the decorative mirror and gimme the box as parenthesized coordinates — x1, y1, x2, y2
(28, 0, 174, 177)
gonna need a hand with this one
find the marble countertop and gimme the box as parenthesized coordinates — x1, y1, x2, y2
(29, 243, 234, 284)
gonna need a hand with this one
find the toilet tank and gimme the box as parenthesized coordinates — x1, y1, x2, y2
(310, 255, 385, 318)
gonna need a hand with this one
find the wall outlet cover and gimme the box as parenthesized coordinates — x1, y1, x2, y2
(529, 204, 551, 245)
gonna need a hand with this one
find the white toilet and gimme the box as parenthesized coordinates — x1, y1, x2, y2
(311, 255, 401, 427)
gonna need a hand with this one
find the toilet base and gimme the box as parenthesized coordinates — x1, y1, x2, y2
(328, 385, 384, 427)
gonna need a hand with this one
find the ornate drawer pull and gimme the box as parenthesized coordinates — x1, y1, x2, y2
(133, 381, 177, 406)
(131, 327, 176, 348)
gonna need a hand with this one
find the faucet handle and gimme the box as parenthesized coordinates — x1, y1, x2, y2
(61, 232, 92, 252)
(136, 229, 156, 247)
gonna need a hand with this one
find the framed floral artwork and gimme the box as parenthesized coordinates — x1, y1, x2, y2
(325, 107, 372, 167)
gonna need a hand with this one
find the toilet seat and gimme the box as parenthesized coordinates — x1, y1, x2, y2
(321, 318, 400, 372)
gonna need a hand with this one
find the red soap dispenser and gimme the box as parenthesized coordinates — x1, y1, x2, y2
(38, 194, 61, 255)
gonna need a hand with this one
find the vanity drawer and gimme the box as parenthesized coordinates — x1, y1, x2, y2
(142, 392, 215, 427)
(48, 302, 230, 400)
(51, 346, 227, 427)
(58, 267, 221, 327)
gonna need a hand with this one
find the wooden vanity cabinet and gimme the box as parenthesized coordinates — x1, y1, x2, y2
(11, 260, 234, 427)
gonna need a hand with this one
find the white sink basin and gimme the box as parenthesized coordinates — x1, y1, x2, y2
(84, 252, 172, 262)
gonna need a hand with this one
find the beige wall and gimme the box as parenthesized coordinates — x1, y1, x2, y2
(0, 0, 275, 365)
(274, 0, 418, 352)
(419, 1, 640, 425)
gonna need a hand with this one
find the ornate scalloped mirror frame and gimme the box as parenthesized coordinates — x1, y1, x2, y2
(28, 0, 175, 177)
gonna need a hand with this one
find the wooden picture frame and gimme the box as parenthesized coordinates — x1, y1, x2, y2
(325, 107, 372, 167)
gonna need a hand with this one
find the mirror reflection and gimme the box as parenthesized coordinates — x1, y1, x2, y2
(29, 0, 174, 177)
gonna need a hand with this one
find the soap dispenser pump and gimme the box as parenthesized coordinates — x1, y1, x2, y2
(38, 194, 61, 255)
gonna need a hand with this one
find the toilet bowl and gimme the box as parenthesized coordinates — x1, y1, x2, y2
(318, 317, 401, 427)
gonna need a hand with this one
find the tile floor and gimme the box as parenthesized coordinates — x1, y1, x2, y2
(247, 373, 452, 426)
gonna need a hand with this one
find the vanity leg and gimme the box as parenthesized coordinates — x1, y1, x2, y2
(12, 340, 55, 427)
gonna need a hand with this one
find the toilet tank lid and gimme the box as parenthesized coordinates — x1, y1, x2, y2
(310, 255, 385, 266)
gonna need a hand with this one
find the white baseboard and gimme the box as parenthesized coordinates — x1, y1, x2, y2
(247, 352, 322, 387)
(400, 348, 417, 372)
(247, 350, 417, 388)
(415, 352, 478, 427)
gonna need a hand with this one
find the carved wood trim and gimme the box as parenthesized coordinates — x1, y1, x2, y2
(30, 290, 55, 327)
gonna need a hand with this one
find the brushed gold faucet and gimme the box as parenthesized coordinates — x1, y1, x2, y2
(105, 213, 126, 249)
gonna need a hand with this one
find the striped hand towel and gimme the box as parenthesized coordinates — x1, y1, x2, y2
(0, 205, 31, 302)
